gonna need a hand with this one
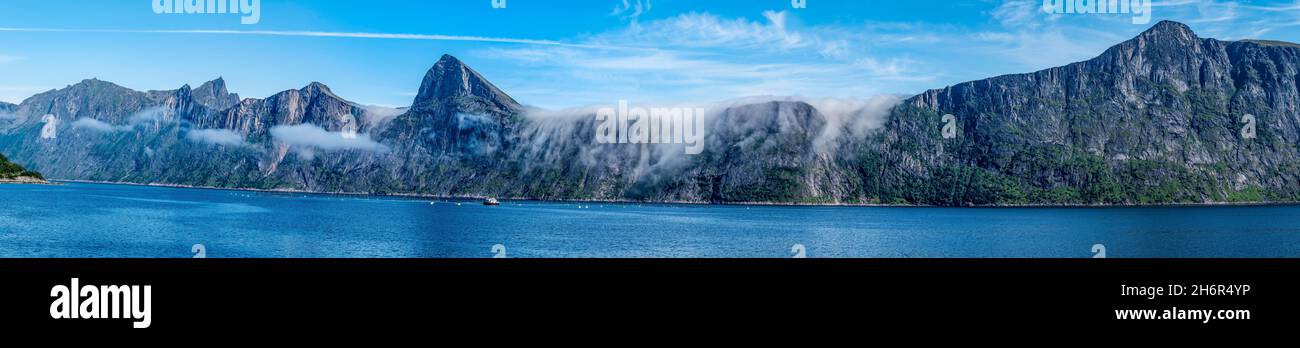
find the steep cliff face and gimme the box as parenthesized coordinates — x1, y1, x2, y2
(875, 21, 1300, 204)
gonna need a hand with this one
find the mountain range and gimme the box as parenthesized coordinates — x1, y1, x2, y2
(1, 20, 1298, 205)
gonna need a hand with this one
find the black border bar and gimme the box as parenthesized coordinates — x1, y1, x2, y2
(1, 259, 1294, 332)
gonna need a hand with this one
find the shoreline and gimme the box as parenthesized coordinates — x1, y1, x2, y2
(48, 179, 1300, 208)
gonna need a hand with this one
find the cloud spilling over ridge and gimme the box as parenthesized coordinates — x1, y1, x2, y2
(630, 95, 902, 140)
(515, 95, 905, 181)
(521, 95, 902, 138)
(362, 105, 404, 128)
(270, 123, 387, 152)
(802, 95, 904, 150)
(187, 129, 247, 146)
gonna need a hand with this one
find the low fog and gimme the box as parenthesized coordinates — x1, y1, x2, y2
(70, 107, 170, 133)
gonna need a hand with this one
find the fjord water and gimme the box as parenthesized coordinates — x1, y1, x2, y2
(2, 182, 1299, 258)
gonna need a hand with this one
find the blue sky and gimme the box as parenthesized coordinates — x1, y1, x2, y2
(2, 0, 1300, 108)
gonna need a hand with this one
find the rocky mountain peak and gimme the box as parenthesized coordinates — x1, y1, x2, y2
(1140, 20, 1197, 40)
(1120, 20, 1203, 56)
(301, 81, 335, 96)
(281, 81, 349, 107)
(196, 77, 227, 94)
(193, 77, 240, 110)
(414, 54, 520, 113)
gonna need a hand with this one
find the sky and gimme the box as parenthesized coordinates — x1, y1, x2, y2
(2, 0, 1300, 109)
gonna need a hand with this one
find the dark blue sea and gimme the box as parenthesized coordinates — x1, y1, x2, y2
(2, 182, 1299, 258)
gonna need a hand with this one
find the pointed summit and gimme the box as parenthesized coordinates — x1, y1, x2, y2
(413, 54, 520, 114)
(1092, 20, 1206, 71)
(1135, 20, 1199, 44)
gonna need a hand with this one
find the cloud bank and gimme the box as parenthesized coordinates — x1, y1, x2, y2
(69, 107, 170, 133)
(186, 129, 247, 146)
(270, 124, 387, 152)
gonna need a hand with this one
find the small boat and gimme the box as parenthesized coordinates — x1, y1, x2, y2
(483, 198, 500, 206)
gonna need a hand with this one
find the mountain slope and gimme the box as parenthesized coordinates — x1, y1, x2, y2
(865, 20, 1300, 205)
(0, 152, 44, 183)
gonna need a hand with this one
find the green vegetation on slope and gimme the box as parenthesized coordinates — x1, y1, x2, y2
(0, 153, 44, 180)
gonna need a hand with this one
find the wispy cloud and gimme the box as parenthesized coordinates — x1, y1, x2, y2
(589, 10, 818, 52)
(1183, 0, 1300, 38)
(992, 0, 1056, 28)
(1006, 0, 1300, 39)
(611, 0, 653, 22)
(487, 10, 939, 108)
(65, 107, 170, 133)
